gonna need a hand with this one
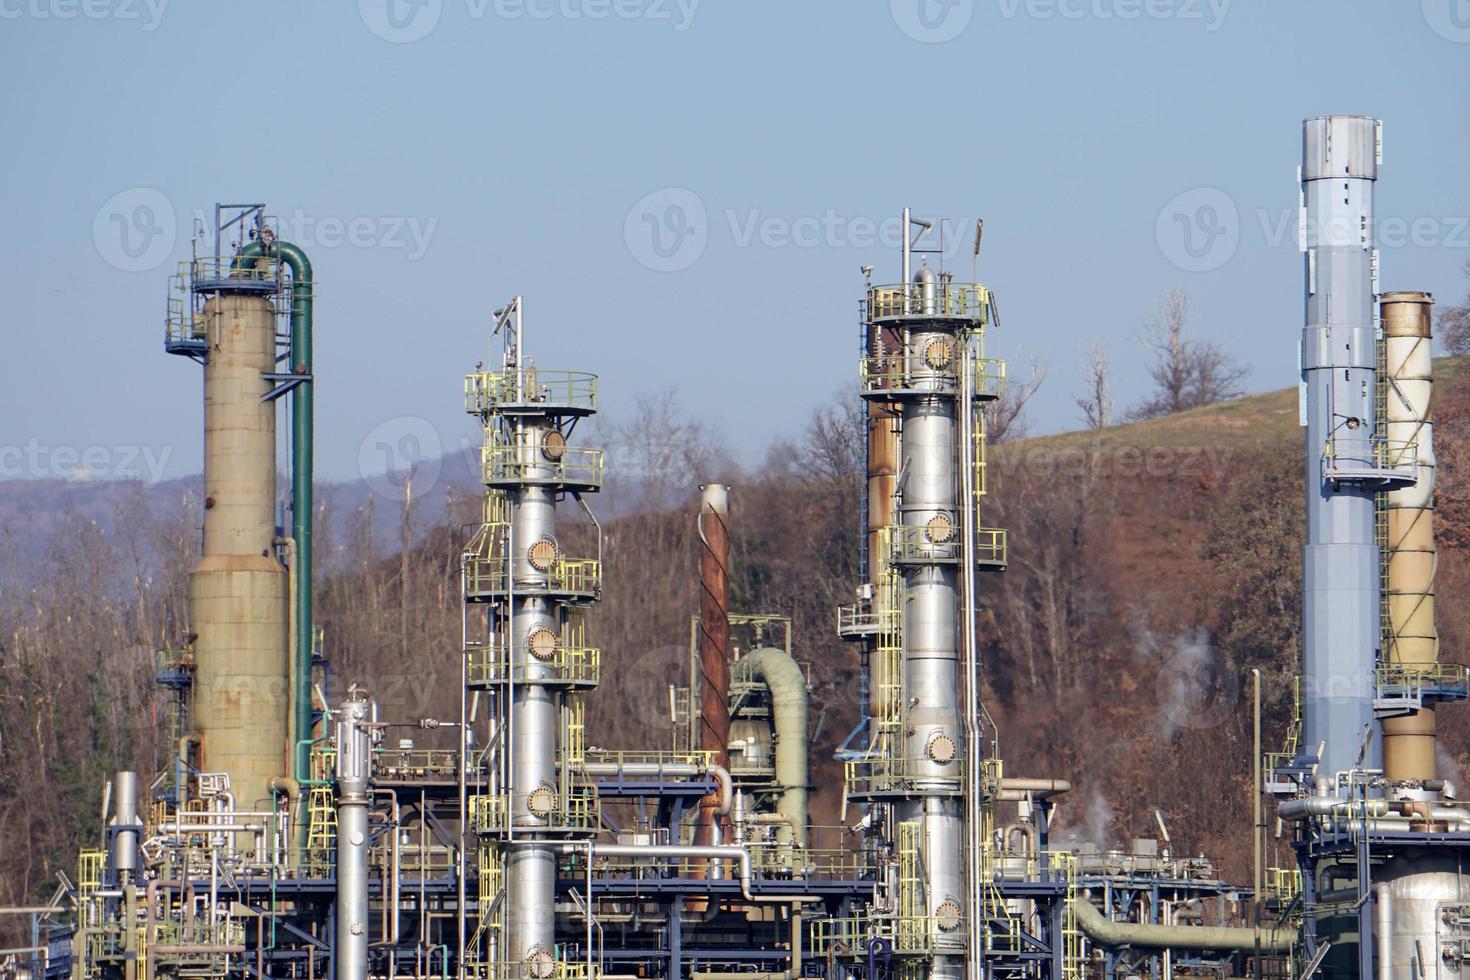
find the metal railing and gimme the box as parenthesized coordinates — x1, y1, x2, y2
(1375, 662, 1470, 701)
(464, 961, 599, 980)
(581, 748, 714, 771)
(889, 524, 1007, 567)
(1322, 436, 1419, 480)
(867, 282, 991, 321)
(464, 553, 602, 600)
(465, 370, 598, 416)
(468, 788, 600, 836)
(481, 443, 604, 489)
(860, 352, 1005, 399)
(845, 756, 964, 798)
(374, 747, 458, 779)
(466, 640, 601, 688)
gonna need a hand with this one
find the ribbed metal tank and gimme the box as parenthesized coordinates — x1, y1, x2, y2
(187, 290, 290, 810)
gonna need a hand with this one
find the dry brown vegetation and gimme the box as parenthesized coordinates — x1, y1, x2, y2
(5, 360, 1470, 941)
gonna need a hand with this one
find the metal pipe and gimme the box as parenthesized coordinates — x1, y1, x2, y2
(1373, 882, 1393, 980)
(1277, 795, 1470, 828)
(731, 647, 808, 845)
(1068, 897, 1293, 953)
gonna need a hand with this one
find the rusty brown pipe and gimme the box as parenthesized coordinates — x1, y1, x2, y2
(693, 484, 732, 902)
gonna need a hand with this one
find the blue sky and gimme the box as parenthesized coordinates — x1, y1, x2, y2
(2, 1, 1468, 484)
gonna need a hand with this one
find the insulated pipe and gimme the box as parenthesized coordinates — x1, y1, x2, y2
(1068, 897, 1293, 953)
(1299, 115, 1384, 780)
(732, 647, 809, 845)
(234, 238, 315, 785)
(998, 777, 1071, 799)
(334, 692, 372, 980)
(1277, 795, 1470, 829)
(1373, 882, 1393, 980)
(1380, 291, 1438, 782)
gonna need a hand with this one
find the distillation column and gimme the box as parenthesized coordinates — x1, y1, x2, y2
(187, 281, 291, 810)
(464, 304, 603, 978)
(898, 268, 966, 980)
(849, 236, 1003, 980)
(1299, 115, 1384, 781)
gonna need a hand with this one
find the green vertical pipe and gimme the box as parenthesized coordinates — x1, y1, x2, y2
(235, 239, 314, 783)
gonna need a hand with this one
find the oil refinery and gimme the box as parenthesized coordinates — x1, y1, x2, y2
(19, 115, 1469, 980)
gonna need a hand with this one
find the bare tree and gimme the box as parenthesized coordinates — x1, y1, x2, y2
(1441, 259, 1470, 355)
(987, 349, 1050, 443)
(1074, 339, 1113, 429)
(1130, 287, 1247, 420)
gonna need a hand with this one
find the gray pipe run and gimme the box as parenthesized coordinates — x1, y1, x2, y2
(335, 693, 374, 980)
(732, 647, 809, 846)
(1068, 897, 1293, 954)
(1277, 794, 1470, 829)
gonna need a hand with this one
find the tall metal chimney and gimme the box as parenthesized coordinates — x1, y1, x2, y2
(1299, 115, 1385, 781)
(696, 483, 732, 847)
